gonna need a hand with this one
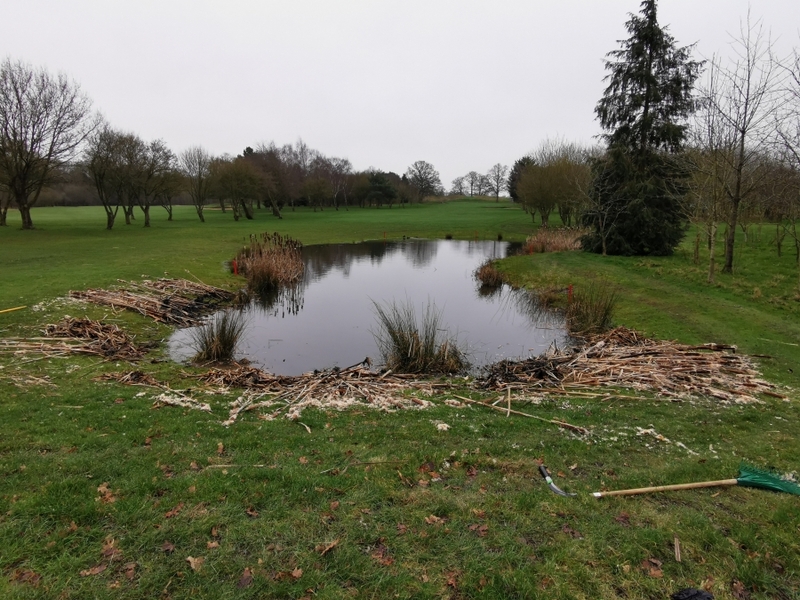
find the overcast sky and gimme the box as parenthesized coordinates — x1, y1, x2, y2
(2, 1, 797, 187)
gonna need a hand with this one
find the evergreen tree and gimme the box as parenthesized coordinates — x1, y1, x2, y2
(507, 155, 535, 203)
(583, 0, 702, 255)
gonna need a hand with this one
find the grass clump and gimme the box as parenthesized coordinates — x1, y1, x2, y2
(190, 309, 247, 362)
(523, 227, 586, 253)
(473, 258, 507, 290)
(566, 281, 617, 335)
(372, 300, 468, 374)
(235, 232, 304, 295)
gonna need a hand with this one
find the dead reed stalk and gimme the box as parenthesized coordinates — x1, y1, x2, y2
(235, 232, 304, 295)
(523, 227, 587, 254)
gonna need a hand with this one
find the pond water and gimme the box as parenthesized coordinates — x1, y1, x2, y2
(168, 239, 568, 375)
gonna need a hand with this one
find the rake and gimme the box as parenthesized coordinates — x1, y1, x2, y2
(593, 463, 800, 498)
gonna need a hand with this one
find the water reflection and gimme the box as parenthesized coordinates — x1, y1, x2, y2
(169, 239, 566, 375)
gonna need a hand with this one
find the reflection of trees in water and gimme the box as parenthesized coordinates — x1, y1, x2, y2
(401, 240, 439, 267)
(244, 283, 305, 318)
(478, 284, 565, 331)
(302, 241, 394, 282)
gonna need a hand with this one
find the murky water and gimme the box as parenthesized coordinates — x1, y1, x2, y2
(169, 239, 568, 375)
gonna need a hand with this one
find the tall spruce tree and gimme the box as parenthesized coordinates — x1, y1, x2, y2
(583, 0, 702, 255)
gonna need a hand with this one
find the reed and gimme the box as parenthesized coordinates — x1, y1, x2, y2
(522, 227, 587, 254)
(235, 232, 304, 295)
(190, 309, 248, 363)
(473, 259, 507, 289)
(372, 300, 468, 374)
(565, 281, 617, 335)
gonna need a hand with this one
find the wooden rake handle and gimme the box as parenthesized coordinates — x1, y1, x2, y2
(593, 478, 738, 498)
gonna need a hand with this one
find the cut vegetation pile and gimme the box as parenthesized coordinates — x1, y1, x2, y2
(69, 278, 233, 327)
(479, 326, 784, 404)
(0, 317, 145, 361)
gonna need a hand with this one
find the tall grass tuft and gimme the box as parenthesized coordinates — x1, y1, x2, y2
(372, 300, 468, 374)
(235, 232, 304, 295)
(565, 282, 617, 336)
(522, 227, 587, 254)
(473, 259, 507, 290)
(190, 309, 248, 363)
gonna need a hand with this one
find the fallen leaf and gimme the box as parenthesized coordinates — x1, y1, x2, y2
(101, 538, 122, 561)
(122, 562, 136, 580)
(561, 524, 583, 539)
(540, 576, 554, 590)
(622, 564, 631, 574)
(237, 567, 253, 589)
(216, 442, 224, 455)
(329, 500, 340, 511)
(10, 569, 41, 586)
(417, 479, 429, 487)
(164, 503, 184, 519)
(211, 526, 220, 538)
(190, 461, 200, 471)
(299, 456, 308, 464)
(186, 556, 204, 572)
(206, 541, 219, 550)
(360, 508, 371, 514)
(466, 466, 478, 478)
(162, 541, 175, 553)
(641, 558, 663, 578)
(291, 567, 303, 580)
(68, 521, 78, 533)
(446, 570, 460, 588)
(246, 506, 259, 518)
(557, 471, 566, 478)
(424, 515, 444, 525)
(315, 539, 339, 556)
(569, 463, 578, 471)
(188, 485, 196, 494)
(471, 509, 486, 519)
(80, 564, 107, 577)
(731, 579, 750, 600)
(396, 523, 408, 535)
(614, 512, 631, 527)
(96, 482, 116, 504)
(144, 437, 152, 447)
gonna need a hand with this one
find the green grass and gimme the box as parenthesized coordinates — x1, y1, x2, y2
(1, 203, 799, 599)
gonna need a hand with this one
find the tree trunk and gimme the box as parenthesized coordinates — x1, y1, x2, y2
(18, 200, 34, 230)
(708, 222, 717, 283)
(196, 206, 205, 223)
(693, 230, 700, 265)
(105, 210, 116, 230)
(722, 204, 739, 274)
(142, 205, 151, 227)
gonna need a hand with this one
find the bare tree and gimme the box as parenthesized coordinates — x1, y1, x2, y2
(179, 145, 211, 222)
(700, 16, 780, 274)
(84, 123, 125, 229)
(0, 58, 95, 229)
(465, 171, 481, 196)
(450, 176, 466, 195)
(405, 160, 442, 202)
(486, 164, 508, 202)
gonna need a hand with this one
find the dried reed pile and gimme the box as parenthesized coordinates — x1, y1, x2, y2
(522, 227, 586, 254)
(0, 317, 145, 361)
(235, 232, 304, 294)
(479, 327, 783, 404)
(69, 278, 233, 327)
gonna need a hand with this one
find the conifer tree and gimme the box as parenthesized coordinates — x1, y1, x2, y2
(583, 0, 702, 255)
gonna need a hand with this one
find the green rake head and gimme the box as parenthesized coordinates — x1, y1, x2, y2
(737, 463, 800, 496)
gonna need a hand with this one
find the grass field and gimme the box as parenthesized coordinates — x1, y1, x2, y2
(1, 201, 799, 599)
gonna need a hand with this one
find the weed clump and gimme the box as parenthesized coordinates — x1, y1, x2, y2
(372, 300, 468, 374)
(522, 227, 586, 254)
(234, 232, 304, 295)
(473, 259, 507, 290)
(565, 282, 617, 335)
(191, 309, 247, 363)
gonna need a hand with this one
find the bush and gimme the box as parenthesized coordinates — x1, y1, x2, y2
(473, 259, 507, 290)
(372, 300, 468, 374)
(190, 309, 248, 363)
(565, 282, 617, 335)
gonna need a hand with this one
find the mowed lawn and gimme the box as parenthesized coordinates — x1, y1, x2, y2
(1, 201, 799, 599)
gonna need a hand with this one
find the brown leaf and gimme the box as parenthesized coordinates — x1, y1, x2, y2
(164, 502, 184, 519)
(446, 570, 460, 588)
(329, 501, 340, 511)
(417, 479, 430, 487)
(557, 471, 566, 478)
(190, 461, 200, 471)
(101, 538, 122, 561)
(216, 442, 224, 455)
(640, 558, 663, 578)
(211, 526, 220, 538)
(237, 567, 253, 589)
(186, 556, 204, 572)
(68, 521, 78, 533)
(10, 569, 41, 586)
(245, 506, 259, 518)
(299, 456, 308, 464)
(206, 541, 219, 550)
(122, 562, 136, 580)
(424, 515, 444, 525)
(291, 567, 303, 580)
(732, 579, 750, 600)
(144, 437, 152, 447)
(80, 563, 107, 577)
(188, 485, 196, 494)
(466, 466, 478, 477)
(561, 524, 583, 539)
(396, 523, 408, 535)
(162, 541, 175, 553)
(614, 512, 631, 527)
(96, 482, 116, 504)
(471, 509, 486, 519)
(315, 539, 339, 556)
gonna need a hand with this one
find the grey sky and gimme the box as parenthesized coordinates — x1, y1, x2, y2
(2, 1, 797, 187)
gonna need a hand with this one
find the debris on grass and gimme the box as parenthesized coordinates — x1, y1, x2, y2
(69, 278, 233, 327)
(479, 326, 782, 404)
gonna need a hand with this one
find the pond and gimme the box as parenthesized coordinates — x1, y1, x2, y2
(168, 239, 568, 375)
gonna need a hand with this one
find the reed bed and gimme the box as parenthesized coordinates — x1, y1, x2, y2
(522, 227, 587, 254)
(479, 326, 782, 404)
(565, 281, 617, 335)
(235, 232, 304, 295)
(473, 259, 507, 290)
(190, 309, 248, 363)
(372, 300, 468, 374)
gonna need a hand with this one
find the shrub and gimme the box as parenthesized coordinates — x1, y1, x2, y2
(235, 232, 304, 295)
(372, 300, 468, 374)
(522, 227, 587, 254)
(190, 309, 248, 363)
(565, 282, 617, 335)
